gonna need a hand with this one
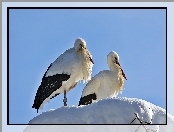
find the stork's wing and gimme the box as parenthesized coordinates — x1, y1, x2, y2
(32, 48, 81, 112)
(78, 93, 97, 106)
(78, 72, 101, 106)
(45, 48, 80, 77)
(32, 70, 70, 112)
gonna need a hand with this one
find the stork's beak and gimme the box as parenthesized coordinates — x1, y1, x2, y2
(80, 44, 94, 64)
(115, 60, 127, 80)
(89, 56, 94, 64)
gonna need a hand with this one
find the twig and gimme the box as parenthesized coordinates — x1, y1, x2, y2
(130, 112, 159, 132)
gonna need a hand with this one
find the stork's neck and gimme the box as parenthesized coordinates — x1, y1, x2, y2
(108, 60, 124, 93)
(108, 60, 119, 73)
(79, 49, 92, 82)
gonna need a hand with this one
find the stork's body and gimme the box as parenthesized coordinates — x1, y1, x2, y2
(79, 51, 127, 106)
(32, 38, 94, 112)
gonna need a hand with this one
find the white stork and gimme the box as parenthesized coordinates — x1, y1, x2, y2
(78, 51, 127, 106)
(32, 38, 94, 112)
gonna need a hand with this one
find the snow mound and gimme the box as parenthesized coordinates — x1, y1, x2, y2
(29, 97, 169, 124)
(25, 97, 174, 132)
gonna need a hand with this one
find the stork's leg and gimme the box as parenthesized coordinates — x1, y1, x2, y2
(63, 90, 67, 106)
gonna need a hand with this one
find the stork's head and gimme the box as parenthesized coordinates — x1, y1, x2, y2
(107, 51, 127, 80)
(74, 38, 87, 52)
(107, 51, 119, 68)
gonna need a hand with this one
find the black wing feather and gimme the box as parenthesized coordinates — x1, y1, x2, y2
(78, 93, 97, 106)
(32, 64, 70, 112)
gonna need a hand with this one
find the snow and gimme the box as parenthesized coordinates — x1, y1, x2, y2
(24, 97, 174, 132)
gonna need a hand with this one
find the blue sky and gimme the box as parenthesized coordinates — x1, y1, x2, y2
(9, 8, 166, 124)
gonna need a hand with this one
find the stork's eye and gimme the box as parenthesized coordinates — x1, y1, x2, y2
(115, 57, 117, 61)
(80, 44, 86, 49)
